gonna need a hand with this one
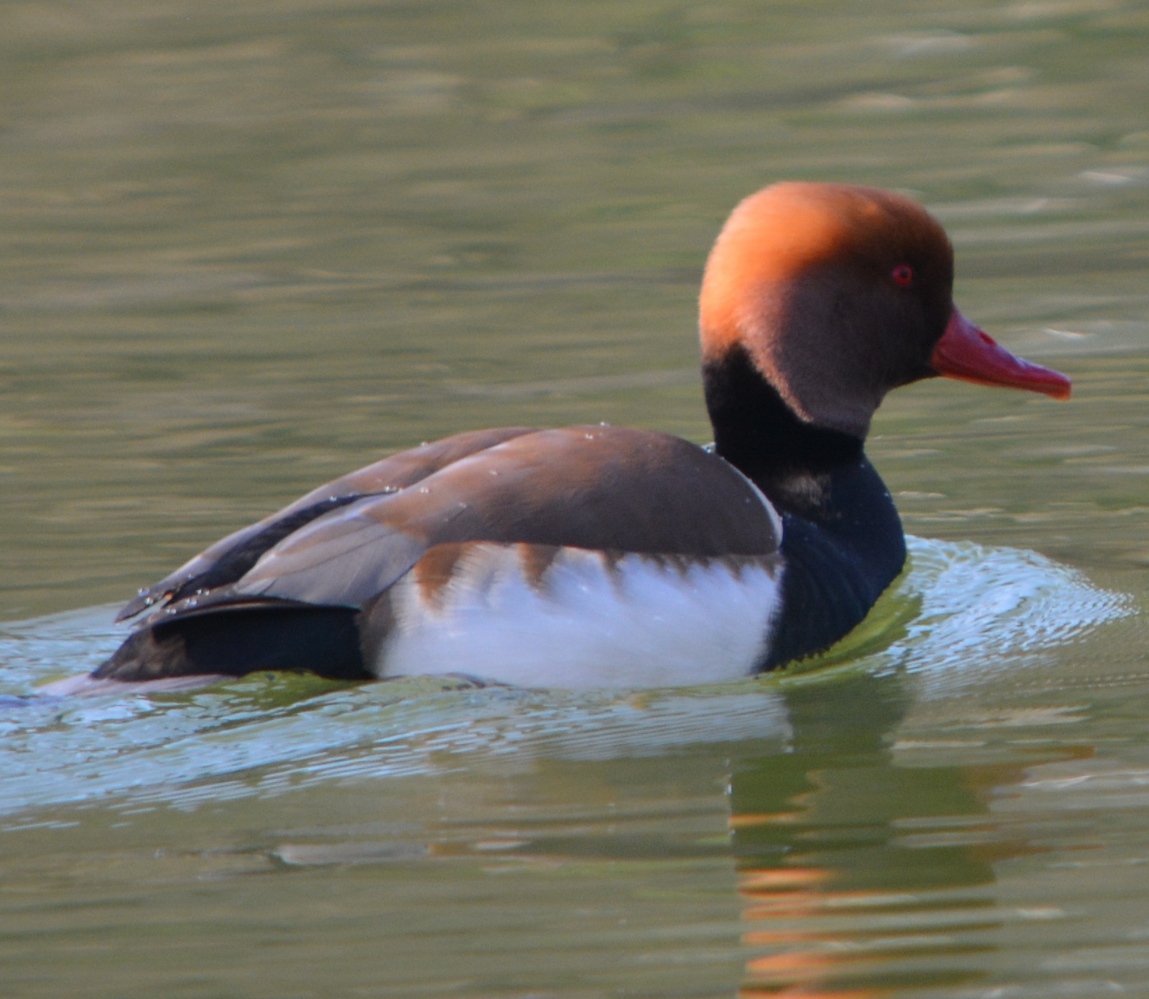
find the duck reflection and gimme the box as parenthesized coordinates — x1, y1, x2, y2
(729, 670, 1037, 998)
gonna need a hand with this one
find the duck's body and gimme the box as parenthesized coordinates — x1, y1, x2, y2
(92, 183, 1070, 688)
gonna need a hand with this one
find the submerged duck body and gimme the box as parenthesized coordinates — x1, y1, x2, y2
(93, 183, 1070, 688)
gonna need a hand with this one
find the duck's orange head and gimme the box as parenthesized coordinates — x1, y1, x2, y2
(699, 183, 1069, 439)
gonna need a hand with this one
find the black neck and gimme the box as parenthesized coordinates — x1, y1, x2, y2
(704, 345, 906, 669)
(703, 345, 864, 517)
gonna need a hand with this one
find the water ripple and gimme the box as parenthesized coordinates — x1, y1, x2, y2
(0, 538, 1129, 820)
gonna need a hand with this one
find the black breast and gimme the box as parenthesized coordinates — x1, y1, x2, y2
(761, 458, 905, 669)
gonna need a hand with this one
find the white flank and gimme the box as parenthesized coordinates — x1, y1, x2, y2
(377, 545, 783, 689)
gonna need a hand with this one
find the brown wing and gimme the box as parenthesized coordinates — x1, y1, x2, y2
(117, 427, 535, 621)
(129, 425, 780, 621)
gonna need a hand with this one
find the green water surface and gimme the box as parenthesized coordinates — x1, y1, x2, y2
(3, 1, 1149, 996)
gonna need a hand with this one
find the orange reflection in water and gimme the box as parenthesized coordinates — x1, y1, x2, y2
(725, 674, 1086, 998)
(735, 859, 889, 999)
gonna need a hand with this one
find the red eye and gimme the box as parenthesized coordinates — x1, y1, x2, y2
(891, 264, 914, 287)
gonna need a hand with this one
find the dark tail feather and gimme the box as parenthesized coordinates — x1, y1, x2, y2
(92, 607, 372, 683)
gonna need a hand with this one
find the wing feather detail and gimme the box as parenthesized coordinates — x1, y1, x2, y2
(117, 427, 535, 622)
(123, 425, 780, 624)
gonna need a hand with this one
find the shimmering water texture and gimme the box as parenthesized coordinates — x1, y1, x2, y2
(0, 538, 1126, 821)
(5, 1, 1149, 995)
(0, 540, 1142, 999)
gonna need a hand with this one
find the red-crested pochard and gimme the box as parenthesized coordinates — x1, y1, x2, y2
(92, 183, 1070, 688)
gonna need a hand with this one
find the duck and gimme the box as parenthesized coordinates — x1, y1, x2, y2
(89, 182, 1071, 689)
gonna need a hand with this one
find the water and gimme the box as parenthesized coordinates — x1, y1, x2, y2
(2, 1, 1149, 995)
